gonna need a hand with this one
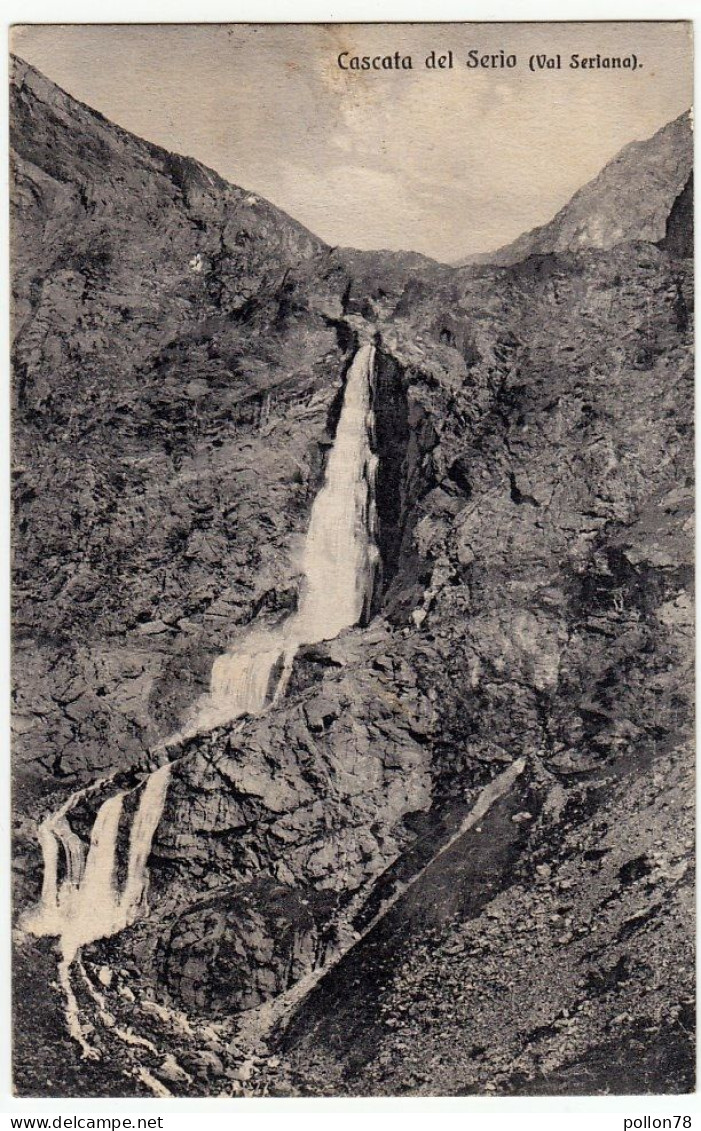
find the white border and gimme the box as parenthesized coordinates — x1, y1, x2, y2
(1, 4, 698, 1126)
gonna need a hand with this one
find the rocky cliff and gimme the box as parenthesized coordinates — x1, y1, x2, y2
(12, 52, 332, 798)
(11, 56, 694, 1098)
(456, 112, 693, 266)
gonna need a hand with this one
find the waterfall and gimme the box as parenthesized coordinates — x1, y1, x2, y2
(22, 785, 96, 941)
(119, 764, 172, 919)
(197, 340, 379, 728)
(60, 793, 124, 962)
(26, 765, 172, 964)
(195, 625, 286, 731)
(25, 342, 378, 983)
(295, 342, 379, 642)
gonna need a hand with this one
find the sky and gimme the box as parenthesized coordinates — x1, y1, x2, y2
(11, 22, 693, 262)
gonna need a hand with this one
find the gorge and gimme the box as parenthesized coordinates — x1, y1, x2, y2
(22, 340, 382, 1068)
(10, 53, 695, 1097)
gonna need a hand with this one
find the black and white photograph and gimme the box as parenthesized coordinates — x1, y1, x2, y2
(9, 20, 695, 1099)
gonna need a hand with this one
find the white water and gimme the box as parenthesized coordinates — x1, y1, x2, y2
(120, 764, 172, 915)
(196, 341, 379, 729)
(197, 626, 286, 731)
(25, 342, 379, 1001)
(25, 764, 172, 965)
(295, 342, 379, 643)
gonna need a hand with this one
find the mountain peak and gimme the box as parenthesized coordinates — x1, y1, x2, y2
(456, 111, 693, 267)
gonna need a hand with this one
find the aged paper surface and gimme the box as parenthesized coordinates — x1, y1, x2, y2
(10, 22, 694, 1097)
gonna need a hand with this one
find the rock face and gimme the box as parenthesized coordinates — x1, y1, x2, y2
(11, 56, 694, 1098)
(280, 744, 694, 1096)
(456, 113, 693, 266)
(11, 53, 335, 801)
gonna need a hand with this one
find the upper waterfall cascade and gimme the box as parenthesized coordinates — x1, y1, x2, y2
(196, 340, 379, 729)
(25, 342, 380, 969)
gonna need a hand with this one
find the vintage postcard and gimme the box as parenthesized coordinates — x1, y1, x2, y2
(9, 21, 694, 1097)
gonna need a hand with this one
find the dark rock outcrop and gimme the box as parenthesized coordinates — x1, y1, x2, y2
(659, 173, 693, 257)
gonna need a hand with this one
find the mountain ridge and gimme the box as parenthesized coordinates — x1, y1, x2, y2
(13, 53, 692, 273)
(454, 111, 693, 267)
(10, 53, 325, 258)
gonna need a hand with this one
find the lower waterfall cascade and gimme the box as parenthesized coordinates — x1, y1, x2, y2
(24, 765, 173, 965)
(24, 341, 380, 990)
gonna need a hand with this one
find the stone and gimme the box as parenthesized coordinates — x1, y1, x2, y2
(303, 695, 341, 732)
